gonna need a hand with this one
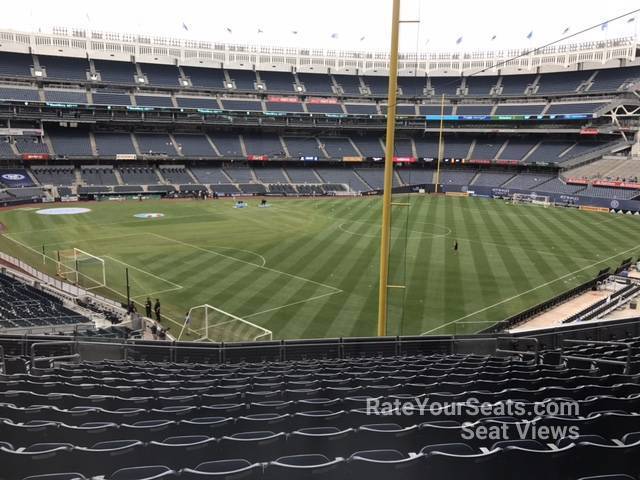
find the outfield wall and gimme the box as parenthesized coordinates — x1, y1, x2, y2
(441, 185, 640, 213)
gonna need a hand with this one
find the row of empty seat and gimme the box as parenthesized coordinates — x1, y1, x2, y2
(2, 131, 616, 165)
(1, 51, 638, 96)
(1, 353, 640, 478)
(0, 85, 615, 115)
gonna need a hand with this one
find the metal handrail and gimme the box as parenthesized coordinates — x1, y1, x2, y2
(30, 341, 80, 369)
(496, 337, 540, 365)
(562, 339, 634, 374)
(0, 345, 5, 374)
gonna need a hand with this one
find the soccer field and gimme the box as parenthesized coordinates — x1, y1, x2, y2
(1, 195, 638, 340)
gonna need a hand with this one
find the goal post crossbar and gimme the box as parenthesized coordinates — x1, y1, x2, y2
(511, 193, 552, 207)
(57, 248, 106, 289)
(179, 303, 273, 342)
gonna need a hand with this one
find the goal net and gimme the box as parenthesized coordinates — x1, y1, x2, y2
(511, 193, 552, 208)
(57, 248, 106, 290)
(179, 304, 273, 342)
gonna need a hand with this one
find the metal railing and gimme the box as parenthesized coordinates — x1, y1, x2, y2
(561, 338, 635, 374)
(30, 341, 80, 369)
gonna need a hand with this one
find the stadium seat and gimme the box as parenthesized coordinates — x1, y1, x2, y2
(145, 436, 217, 469)
(1, 443, 74, 479)
(218, 431, 286, 462)
(181, 459, 262, 479)
(347, 449, 423, 480)
(75, 440, 145, 476)
(108, 466, 177, 480)
(419, 443, 503, 480)
(288, 427, 354, 457)
(22, 475, 87, 480)
(264, 454, 344, 480)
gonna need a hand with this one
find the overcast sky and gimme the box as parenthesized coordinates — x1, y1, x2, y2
(1, 0, 638, 52)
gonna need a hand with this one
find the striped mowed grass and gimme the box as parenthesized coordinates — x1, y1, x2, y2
(0, 195, 638, 340)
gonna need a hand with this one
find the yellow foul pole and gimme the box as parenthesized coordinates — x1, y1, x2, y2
(377, 0, 401, 337)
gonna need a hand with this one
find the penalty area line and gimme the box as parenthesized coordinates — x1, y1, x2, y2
(243, 290, 343, 319)
(102, 255, 183, 290)
(150, 232, 342, 294)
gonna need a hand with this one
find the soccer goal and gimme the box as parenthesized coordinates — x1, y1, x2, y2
(511, 193, 552, 208)
(179, 303, 273, 342)
(57, 248, 106, 290)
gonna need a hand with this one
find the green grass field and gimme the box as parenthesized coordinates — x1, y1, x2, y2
(1, 195, 638, 340)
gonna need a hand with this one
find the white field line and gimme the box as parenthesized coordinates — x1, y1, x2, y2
(243, 290, 343, 319)
(102, 255, 183, 289)
(420, 242, 640, 335)
(150, 233, 342, 294)
(38, 233, 146, 248)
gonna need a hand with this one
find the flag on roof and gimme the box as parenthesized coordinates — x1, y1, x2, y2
(456, 36, 463, 44)
(257, 28, 264, 34)
(562, 27, 569, 34)
(331, 33, 339, 39)
(182, 22, 189, 31)
(628, 17, 636, 23)
(526, 31, 533, 39)
(292, 30, 298, 35)
(360, 36, 366, 41)
(490, 35, 496, 41)
(601, 22, 608, 30)
(225, 27, 232, 34)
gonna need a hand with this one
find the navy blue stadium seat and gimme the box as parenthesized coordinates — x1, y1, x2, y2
(347, 449, 422, 480)
(218, 431, 286, 463)
(108, 466, 177, 480)
(181, 459, 262, 479)
(146, 436, 216, 470)
(264, 454, 344, 480)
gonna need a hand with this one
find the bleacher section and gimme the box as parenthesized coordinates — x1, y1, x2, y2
(0, 272, 88, 329)
(93, 59, 137, 84)
(136, 134, 176, 156)
(160, 166, 193, 184)
(31, 166, 75, 186)
(0, 51, 33, 77)
(80, 166, 118, 185)
(94, 133, 136, 156)
(191, 167, 232, 184)
(315, 168, 369, 191)
(138, 63, 181, 87)
(39, 55, 88, 82)
(173, 134, 217, 157)
(48, 130, 93, 157)
(119, 166, 160, 185)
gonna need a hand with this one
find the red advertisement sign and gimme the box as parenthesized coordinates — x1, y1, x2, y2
(307, 97, 338, 104)
(247, 155, 269, 161)
(21, 153, 50, 160)
(566, 177, 640, 190)
(495, 159, 520, 165)
(392, 156, 416, 163)
(580, 127, 599, 136)
(267, 95, 300, 103)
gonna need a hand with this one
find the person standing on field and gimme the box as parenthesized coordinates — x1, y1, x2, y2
(145, 298, 152, 318)
(154, 299, 161, 322)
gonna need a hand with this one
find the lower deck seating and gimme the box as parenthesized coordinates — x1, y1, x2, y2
(1, 354, 640, 479)
(0, 273, 88, 329)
